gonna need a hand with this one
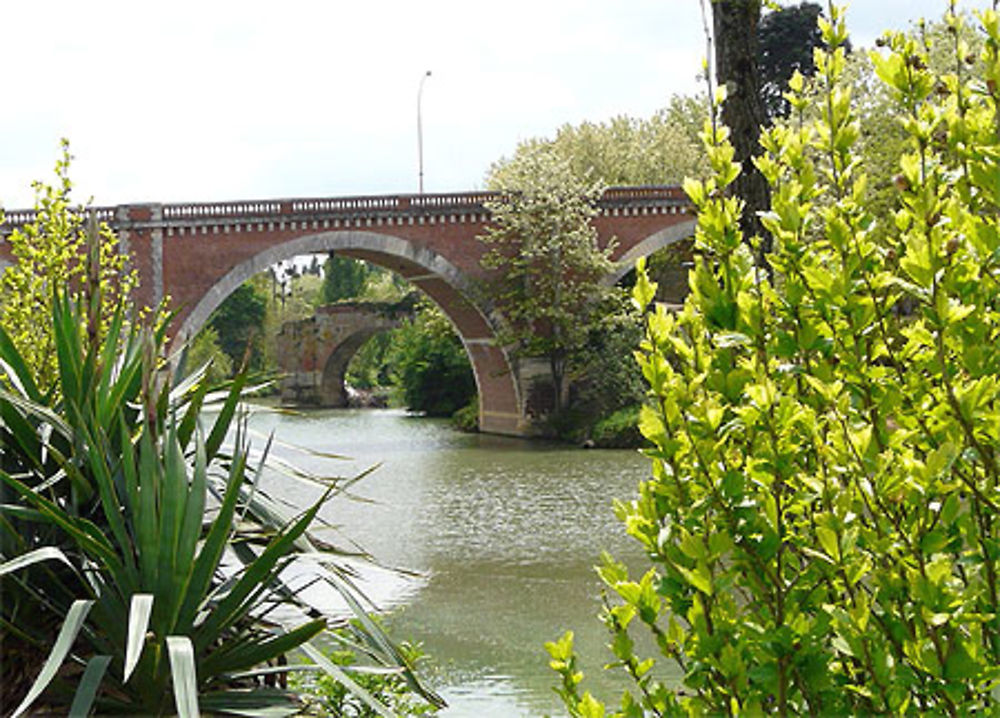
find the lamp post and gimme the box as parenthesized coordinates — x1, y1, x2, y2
(417, 70, 431, 194)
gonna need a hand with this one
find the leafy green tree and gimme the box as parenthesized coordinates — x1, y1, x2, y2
(490, 96, 709, 188)
(209, 280, 267, 370)
(757, 2, 828, 119)
(0, 141, 136, 393)
(321, 253, 372, 303)
(481, 146, 616, 415)
(182, 325, 233, 385)
(388, 302, 475, 417)
(549, 4, 1000, 715)
(346, 331, 394, 390)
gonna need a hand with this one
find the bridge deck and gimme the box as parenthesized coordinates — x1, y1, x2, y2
(1, 186, 688, 233)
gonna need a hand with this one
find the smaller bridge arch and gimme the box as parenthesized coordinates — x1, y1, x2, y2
(277, 303, 406, 407)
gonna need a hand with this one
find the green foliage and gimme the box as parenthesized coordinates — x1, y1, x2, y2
(347, 331, 395, 390)
(210, 280, 267, 370)
(572, 305, 647, 426)
(322, 253, 373, 303)
(451, 396, 480, 432)
(294, 626, 437, 717)
(552, 5, 1000, 715)
(757, 2, 827, 119)
(490, 96, 708, 188)
(388, 302, 475, 417)
(182, 325, 233, 386)
(481, 145, 617, 414)
(589, 405, 642, 449)
(0, 289, 443, 715)
(0, 141, 137, 394)
(785, 11, 985, 238)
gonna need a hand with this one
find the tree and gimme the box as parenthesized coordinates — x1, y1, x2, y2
(321, 253, 372, 303)
(757, 2, 827, 119)
(712, 0, 772, 259)
(480, 145, 616, 415)
(388, 303, 475, 416)
(489, 96, 709, 188)
(0, 141, 136, 392)
(209, 281, 267, 370)
(548, 5, 1000, 714)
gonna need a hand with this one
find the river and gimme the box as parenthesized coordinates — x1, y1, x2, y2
(248, 406, 655, 717)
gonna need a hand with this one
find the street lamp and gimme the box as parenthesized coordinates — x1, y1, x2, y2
(417, 70, 431, 194)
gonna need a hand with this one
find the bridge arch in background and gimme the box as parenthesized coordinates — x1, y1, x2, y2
(175, 230, 525, 436)
(608, 218, 697, 285)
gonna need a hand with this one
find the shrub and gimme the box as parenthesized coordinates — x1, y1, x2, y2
(294, 625, 437, 717)
(548, 5, 1000, 716)
(589, 405, 642, 449)
(452, 397, 480, 433)
(388, 303, 475, 417)
(0, 141, 136, 393)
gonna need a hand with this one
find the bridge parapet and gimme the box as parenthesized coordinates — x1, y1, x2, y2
(1, 186, 689, 235)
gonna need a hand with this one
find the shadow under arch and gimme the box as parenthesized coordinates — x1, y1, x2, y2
(607, 219, 697, 285)
(174, 230, 526, 436)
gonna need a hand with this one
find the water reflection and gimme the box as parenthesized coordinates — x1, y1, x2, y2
(249, 407, 658, 717)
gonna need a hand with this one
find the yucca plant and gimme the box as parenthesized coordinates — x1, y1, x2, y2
(0, 265, 442, 714)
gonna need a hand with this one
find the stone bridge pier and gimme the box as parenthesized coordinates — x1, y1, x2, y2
(276, 303, 404, 407)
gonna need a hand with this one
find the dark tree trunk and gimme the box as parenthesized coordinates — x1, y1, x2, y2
(713, 0, 772, 262)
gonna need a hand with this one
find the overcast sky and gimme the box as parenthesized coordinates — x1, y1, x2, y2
(1, 0, 994, 209)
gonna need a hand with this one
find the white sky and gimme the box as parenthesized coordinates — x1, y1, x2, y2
(1, 0, 994, 209)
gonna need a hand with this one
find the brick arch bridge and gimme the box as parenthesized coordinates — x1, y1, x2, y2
(1, 186, 693, 435)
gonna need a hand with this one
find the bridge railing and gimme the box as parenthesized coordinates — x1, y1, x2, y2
(1, 206, 117, 228)
(2, 186, 687, 232)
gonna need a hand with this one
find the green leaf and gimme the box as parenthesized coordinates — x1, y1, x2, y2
(0, 322, 43, 401)
(545, 631, 576, 662)
(676, 562, 713, 595)
(0, 546, 75, 576)
(205, 371, 248, 462)
(124, 594, 154, 682)
(198, 690, 299, 717)
(301, 642, 394, 718)
(200, 620, 325, 678)
(167, 635, 201, 718)
(578, 692, 606, 718)
(12, 599, 94, 718)
(68, 655, 112, 718)
(943, 641, 979, 681)
(816, 526, 840, 562)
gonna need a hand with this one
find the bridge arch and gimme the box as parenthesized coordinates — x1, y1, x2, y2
(318, 324, 391, 407)
(608, 219, 697, 285)
(175, 230, 525, 436)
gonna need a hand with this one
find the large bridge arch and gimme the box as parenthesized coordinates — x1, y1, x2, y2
(175, 230, 525, 436)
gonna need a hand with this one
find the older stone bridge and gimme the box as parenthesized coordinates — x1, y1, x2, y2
(276, 301, 410, 407)
(1, 187, 694, 435)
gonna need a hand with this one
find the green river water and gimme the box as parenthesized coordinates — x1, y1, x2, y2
(248, 406, 659, 717)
